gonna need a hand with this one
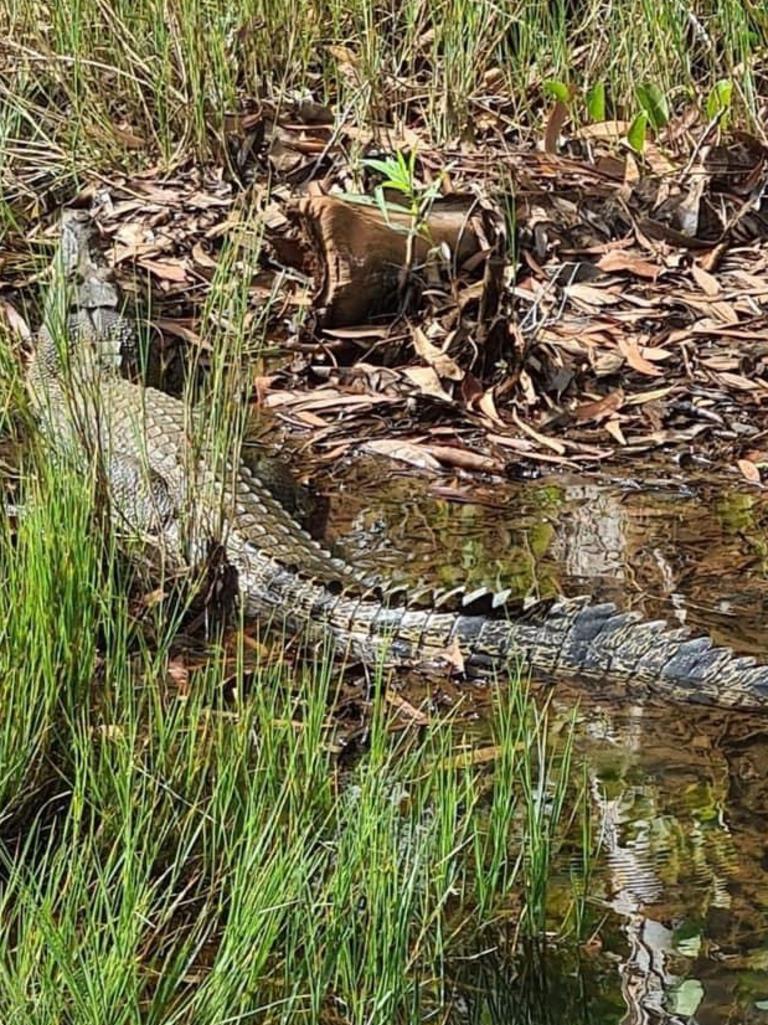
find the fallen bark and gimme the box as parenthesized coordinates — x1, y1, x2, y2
(290, 194, 482, 327)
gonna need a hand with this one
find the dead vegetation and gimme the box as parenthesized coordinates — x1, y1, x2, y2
(2, 1, 768, 489)
(5, 98, 768, 484)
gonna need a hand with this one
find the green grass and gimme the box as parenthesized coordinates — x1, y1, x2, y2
(0, 447, 589, 1024)
(1, 0, 767, 226)
(0, 216, 593, 1021)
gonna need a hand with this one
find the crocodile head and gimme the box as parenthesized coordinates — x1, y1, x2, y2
(38, 210, 135, 378)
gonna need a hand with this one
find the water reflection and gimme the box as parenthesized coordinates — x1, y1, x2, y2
(563, 697, 768, 1025)
(451, 941, 623, 1024)
(317, 461, 768, 1023)
(441, 696, 768, 1025)
(320, 463, 768, 654)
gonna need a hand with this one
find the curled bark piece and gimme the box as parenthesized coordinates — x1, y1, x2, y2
(291, 195, 482, 327)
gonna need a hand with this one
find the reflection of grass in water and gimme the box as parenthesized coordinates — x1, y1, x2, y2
(470, 683, 580, 935)
(715, 491, 768, 578)
(451, 941, 625, 1025)
(348, 482, 564, 602)
(0, 453, 592, 1022)
(443, 497, 562, 602)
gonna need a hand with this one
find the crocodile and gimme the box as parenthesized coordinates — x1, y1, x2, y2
(25, 209, 768, 710)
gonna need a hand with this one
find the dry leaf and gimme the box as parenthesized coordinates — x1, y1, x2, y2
(623, 150, 640, 186)
(618, 338, 663, 377)
(326, 43, 359, 66)
(565, 283, 618, 307)
(604, 418, 627, 445)
(510, 410, 567, 454)
(461, 371, 485, 406)
(294, 410, 330, 428)
(403, 365, 452, 401)
(683, 297, 739, 324)
(573, 119, 631, 141)
(737, 458, 762, 484)
(574, 389, 625, 422)
(364, 438, 442, 471)
(0, 300, 31, 340)
(488, 434, 580, 468)
(638, 346, 673, 362)
(272, 390, 397, 413)
(167, 656, 190, 695)
(741, 448, 768, 465)
(691, 261, 721, 296)
(155, 318, 206, 348)
(134, 183, 180, 204)
(412, 326, 463, 380)
(191, 241, 219, 270)
(642, 143, 677, 175)
(321, 324, 391, 340)
(385, 690, 430, 725)
(138, 258, 189, 283)
(187, 191, 232, 209)
(113, 124, 146, 149)
(596, 251, 660, 280)
(426, 445, 503, 474)
(718, 372, 757, 391)
(623, 386, 675, 406)
(478, 388, 504, 425)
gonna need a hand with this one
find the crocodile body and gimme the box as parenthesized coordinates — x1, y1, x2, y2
(26, 210, 768, 710)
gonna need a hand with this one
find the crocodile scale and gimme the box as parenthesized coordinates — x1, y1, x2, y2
(25, 210, 768, 710)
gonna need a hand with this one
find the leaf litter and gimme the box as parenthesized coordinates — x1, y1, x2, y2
(5, 99, 768, 486)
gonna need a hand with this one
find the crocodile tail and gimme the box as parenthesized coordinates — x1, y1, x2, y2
(457, 596, 768, 710)
(245, 567, 768, 710)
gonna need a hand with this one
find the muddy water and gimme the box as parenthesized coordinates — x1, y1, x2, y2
(309, 459, 768, 1024)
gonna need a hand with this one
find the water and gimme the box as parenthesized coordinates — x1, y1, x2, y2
(446, 691, 768, 1023)
(308, 458, 768, 1024)
(551, 696, 768, 1024)
(316, 461, 768, 656)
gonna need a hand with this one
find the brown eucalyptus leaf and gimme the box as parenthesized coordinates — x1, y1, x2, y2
(138, 258, 189, 283)
(618, 338, 663, 377)
(574, 389, 625, 422)
(596, 251, 660, 279)
(412, 326, 463, 381)
(573, 120, 631, 141)
(0, 301, 30, 340)
(604, 418, 627, 445)
(403, 365, 452, 401)
(426, 445, 503, 473)
(364, 438, 442, 471)
(691, 262, 721, 296)
(565, 283, 618, 307)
